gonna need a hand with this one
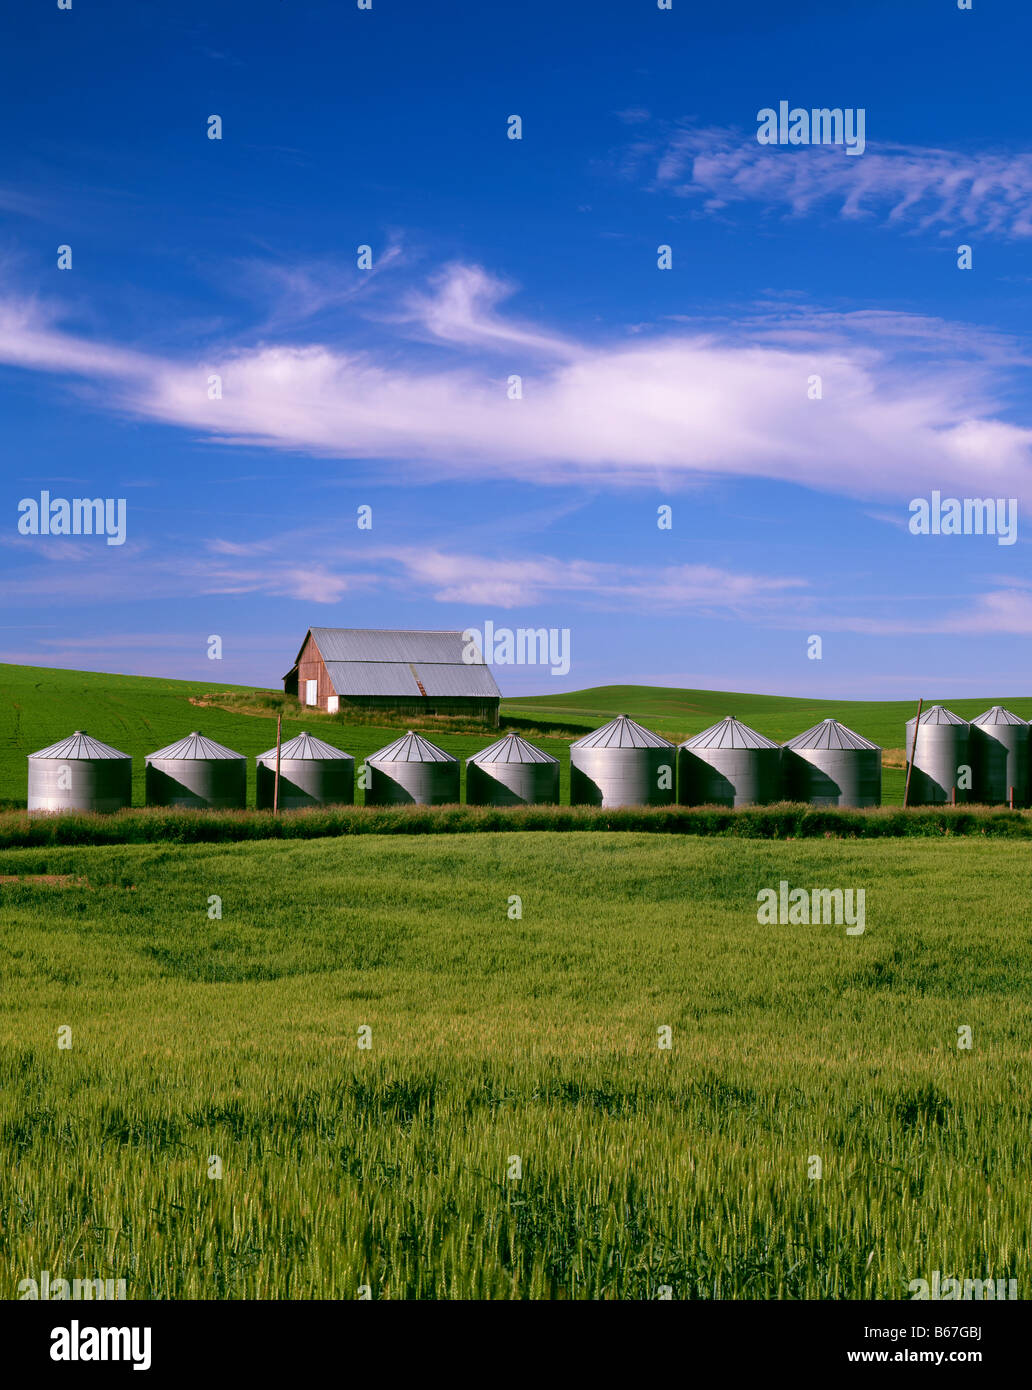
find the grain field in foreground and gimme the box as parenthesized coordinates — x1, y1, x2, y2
(1, 833, 1029, 1298)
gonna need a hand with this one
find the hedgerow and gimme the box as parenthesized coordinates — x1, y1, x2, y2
(2, 801, 1029, 848)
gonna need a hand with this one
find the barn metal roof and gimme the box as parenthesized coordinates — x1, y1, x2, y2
(324, 662, 418, 697)
(285, 628, 502, 698)
(906, 705, 968, 727)
(368, 731, 456, 763)
(972, 706, 1028, 726)
(308, 628, 486, 663)
(681, 716, 779, 750)
(414, 664, 500, 698)
(30, 731, 130, 760)
(146, 732, 245, 761)
(316, 628, 482, 662)
(322, 660, 500, 699)
(257, 732, 354, 761)
(785, 718, 880, 751)
(469, 733, 558, 765)
(571, 715, 673, 750)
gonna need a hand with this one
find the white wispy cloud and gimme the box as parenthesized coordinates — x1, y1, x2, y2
(236, 240, 405, 331)
(0, 262, 1031, 503)
(642, 125, 1032, 237)
(1, 530, 806, 616)
(8, 528, 1032, 645)
(377, 549, 805, 611)
(399, 263, 577, 358)
(826, 588, 1032, 637)
(0, 187, 44, 219)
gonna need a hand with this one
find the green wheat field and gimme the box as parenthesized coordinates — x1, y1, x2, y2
(3, 830, 1030, 1299)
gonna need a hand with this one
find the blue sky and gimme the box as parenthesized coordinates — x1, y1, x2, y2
(3, 0, 1032, 698)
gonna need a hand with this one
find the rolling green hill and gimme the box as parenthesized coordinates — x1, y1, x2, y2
(0, 664, 507, 809)
(503, 684, 1032, 808)
(3, 663, 1027, 809)
(501, 682, 1032, 747)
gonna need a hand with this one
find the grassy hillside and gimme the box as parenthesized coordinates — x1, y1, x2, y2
(1, 832, 1029, 1298)
(3, 663, 1029, 809)
(503, 684, 1032, 807)
(0, 664, 526, 809)
(502, 682, 1032, 747)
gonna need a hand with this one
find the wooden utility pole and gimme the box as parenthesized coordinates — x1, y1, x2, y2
(273, 712, 282, 813)
(903, 698, 922, 809)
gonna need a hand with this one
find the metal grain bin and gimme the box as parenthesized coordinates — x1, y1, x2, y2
(27, 731, 132, 814)
(904, 705, 970, 805)
(145, 731, 247, 809)
(678, 716, 781, 807)
(256, 730, 354, 809)
(569, 715, 675, 808)
(782, 718, 881, 808)
(466, 733, 559, 806)
(365, 731, 459, 805)
(970, 706, 1029, 807)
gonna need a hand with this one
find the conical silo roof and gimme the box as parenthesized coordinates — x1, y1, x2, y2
(30, 731, 130, 760)
(785, 717, 880, 751)
(972, 706, 1028, 727)
(146, 731, 244, 761)
(368, 731, 455, 763)
(257, 731, 353, 760)
(571, 715, 673, 750)
(681, 716, 778, 750)
(469, 733, 558, 765)
(906, 705, 968, 726)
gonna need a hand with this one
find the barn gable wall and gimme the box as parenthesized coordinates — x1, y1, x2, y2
(297, 633, 332, 709)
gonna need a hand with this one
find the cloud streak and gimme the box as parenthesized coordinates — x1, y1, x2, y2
(1, 263, 1031, 504)
(378, 549, 806, 612)
(825, 588, 1032, 637)
(237, 241, 406, 332)
(1, 529, 806, 616)
(8, 528, 1032, 649)
(645, 126, 1032, 238)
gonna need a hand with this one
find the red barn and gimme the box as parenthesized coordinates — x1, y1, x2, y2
(283, 628, 501, 725)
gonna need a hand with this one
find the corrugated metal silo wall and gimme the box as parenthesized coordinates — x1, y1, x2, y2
(569, 747, 675, 807)
(677, 747, 782, 807)
(782, 748, 881, 808)
(971, 725, 1029, 806)
(256, 758, 355, 809)
(27, 757, 132, 813)
(905, 723, 971, 804)
(365, 760, 460, 805)
(145, 758, 247, 809)
(466, 761, 560, 806)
